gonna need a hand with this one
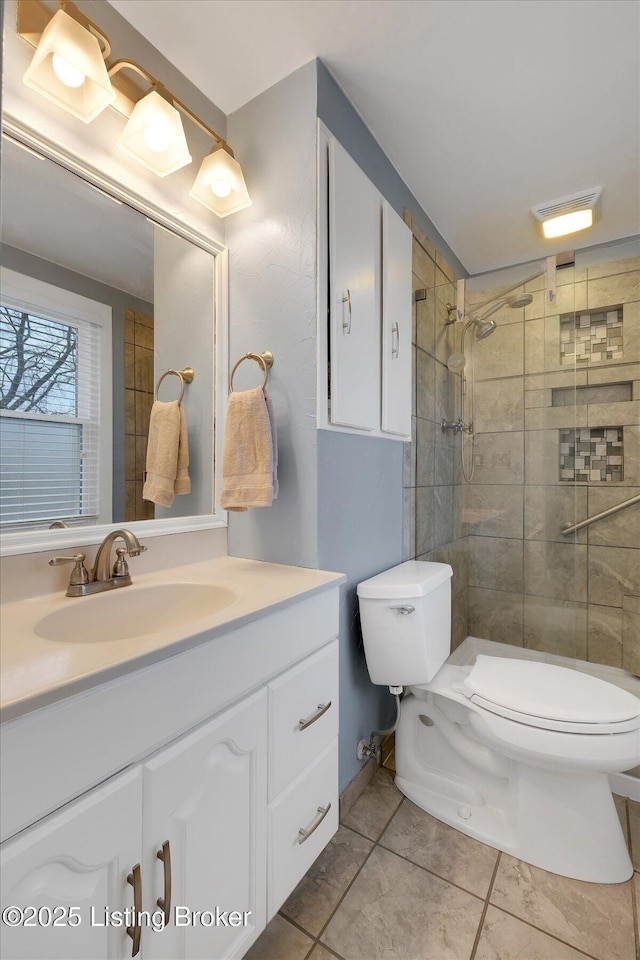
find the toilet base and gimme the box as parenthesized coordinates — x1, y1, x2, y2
(396, 692, 634, 883)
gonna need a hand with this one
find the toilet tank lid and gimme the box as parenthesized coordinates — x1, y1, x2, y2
(463, 656, 640, 724)
(357, 561, 453, 599)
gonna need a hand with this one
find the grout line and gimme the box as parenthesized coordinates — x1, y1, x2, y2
(375, 837, 486, 906)
(485, 904, 603, 960)
(310, 831, 380, 952)
(631, 867, 640, 960)
(468, 851, 501, 960)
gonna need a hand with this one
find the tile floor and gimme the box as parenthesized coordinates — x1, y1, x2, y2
(247, 768, 640, 960)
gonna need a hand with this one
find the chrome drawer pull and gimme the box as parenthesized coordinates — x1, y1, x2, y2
(298, 701, 332, 731)
(298, 803, 332, 844)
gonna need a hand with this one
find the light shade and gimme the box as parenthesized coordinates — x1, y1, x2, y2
(23, 9, 114, 123)
(117, 90, 192, 177)
(189, 143, 251, 217)
(542, 209, 593, 239)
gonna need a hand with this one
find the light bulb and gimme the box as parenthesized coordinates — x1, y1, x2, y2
(143, 122, 172, 154)
(210, 179, 232, 198)
(52, 53, 86, 89)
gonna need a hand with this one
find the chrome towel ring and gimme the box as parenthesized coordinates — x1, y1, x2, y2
(155, 367, 194, 404)
(229, 351, 274, 393)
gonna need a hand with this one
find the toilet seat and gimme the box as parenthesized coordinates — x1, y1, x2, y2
(462, 656, 640, 735)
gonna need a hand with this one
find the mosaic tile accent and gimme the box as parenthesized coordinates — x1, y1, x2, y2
(560, 307, 623, 365)
(559, 427, 624, 482)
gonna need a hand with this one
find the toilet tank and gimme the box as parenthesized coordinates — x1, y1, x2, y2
(357, 561, 453, 686)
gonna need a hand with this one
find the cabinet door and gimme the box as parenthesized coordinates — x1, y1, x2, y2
(142, 689, 267, 960)
(0, 768, 142, 960)
(328, 138, 381, 431)
(381, 201, 413, 437)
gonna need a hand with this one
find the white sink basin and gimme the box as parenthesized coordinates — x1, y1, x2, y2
(34, 583, 237, 643)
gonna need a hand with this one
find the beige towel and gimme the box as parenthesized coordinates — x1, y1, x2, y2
(221, 386, 278, 512)
(143, 400, 190, 507)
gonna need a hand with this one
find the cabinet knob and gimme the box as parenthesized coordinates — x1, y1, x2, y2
(341, 290, 352, 334)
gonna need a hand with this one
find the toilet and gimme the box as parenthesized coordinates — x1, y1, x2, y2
(357, 560, 640, 883)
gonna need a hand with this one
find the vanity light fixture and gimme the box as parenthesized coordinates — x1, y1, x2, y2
(189, 142, 252, 217)
(532, 188, 602, 239)
(21, 2, 115, 123)
(18, 0, 251, 217)
(116, 86, 192, 177)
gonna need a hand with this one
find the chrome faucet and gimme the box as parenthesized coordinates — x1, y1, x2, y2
(49, 529, 147, 597)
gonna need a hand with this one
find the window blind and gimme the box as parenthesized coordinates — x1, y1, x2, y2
(0, 307, 103, 528)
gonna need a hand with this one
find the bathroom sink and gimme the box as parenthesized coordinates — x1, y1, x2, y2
(34, 583, 237, 643)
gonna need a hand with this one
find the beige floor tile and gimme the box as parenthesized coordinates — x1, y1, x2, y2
(633, 871, 639, 946)
(629, 800, 640, 871)
(490, 854, 636, 960)
(340, 768, 402, 841)
(308, 945, 341, 960)
(379, 799, 499, 898)
(320, 846, 483, 960)
(244, 914, 313, 960)
(474, 906, 592, 960)
(281, 826, 373, 936)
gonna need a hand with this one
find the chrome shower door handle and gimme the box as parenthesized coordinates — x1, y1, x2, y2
(391, 322, 400, 358)
(341, 289, 352, 334)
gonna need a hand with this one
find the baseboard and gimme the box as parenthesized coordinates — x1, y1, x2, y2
(610, 771, 640, 802)
(339, 758, 377, 819)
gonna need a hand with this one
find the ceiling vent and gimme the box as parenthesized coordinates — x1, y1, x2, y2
(532, 188, 602, 222)
(532, 187, 601, 239)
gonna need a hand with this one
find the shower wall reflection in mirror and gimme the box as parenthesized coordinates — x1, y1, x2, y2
(0, 136, 216, 534)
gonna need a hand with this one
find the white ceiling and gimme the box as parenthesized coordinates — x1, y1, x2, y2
(107, 0, 640, 275)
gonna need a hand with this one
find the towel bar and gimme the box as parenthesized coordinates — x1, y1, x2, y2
(229, 351, 274, 393)
(155, 367, 194, 403)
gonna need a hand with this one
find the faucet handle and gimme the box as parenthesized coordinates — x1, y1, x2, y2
(113, 547, 130, 578)
(49, 554, 90, 585)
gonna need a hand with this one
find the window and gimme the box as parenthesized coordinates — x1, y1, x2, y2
(0, 269, 112, 529)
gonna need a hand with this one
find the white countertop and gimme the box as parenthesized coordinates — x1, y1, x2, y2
(0, 556, 345, 722)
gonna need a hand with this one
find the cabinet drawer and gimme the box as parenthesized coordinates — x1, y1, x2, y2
(268, 738, 338, 918)
(268, 641, 338, 799)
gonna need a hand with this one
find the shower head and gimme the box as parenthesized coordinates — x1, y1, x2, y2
(474, 318, 496, 340)
(507, 294, 533, 308)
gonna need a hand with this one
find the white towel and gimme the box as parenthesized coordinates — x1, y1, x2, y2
(221, 386, 278, 512)
(143, 400, 190, 507)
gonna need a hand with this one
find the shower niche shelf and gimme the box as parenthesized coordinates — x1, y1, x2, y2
(559, 426, 624, 482)
(560, 306, 623, 366)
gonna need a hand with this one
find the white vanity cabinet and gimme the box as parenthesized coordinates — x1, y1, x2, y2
(0, 582, 341, 960)
(324, 134, 413, 440)
(0, 769, 142, 960)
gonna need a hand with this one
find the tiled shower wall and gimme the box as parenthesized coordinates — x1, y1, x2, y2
(464, 256, 640, 673)
(402, 211, 469, 650)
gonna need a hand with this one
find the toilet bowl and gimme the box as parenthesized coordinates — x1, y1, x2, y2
(357, 561, 640, 883)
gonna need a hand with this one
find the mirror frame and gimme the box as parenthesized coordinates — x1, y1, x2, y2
(0, 114, 229, 557)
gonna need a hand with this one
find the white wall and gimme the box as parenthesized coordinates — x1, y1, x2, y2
(225, 62, 319, 567)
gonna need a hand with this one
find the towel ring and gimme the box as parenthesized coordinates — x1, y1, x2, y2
(155, 367, 194, 404)
(229, 352, 274, 393)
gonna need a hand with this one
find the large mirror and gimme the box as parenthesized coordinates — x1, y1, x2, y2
(0, 134, 221, 552)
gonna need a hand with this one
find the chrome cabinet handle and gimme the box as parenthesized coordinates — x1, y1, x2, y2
(298, 701, 332, 731)
(126, 863, 142, 957)
(298, 803, 331, 845)
(156, 840, 172, 926)
(391, 321, 400, 358)
(389, 605, 415, 615)
(341, 289, 352, 334)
